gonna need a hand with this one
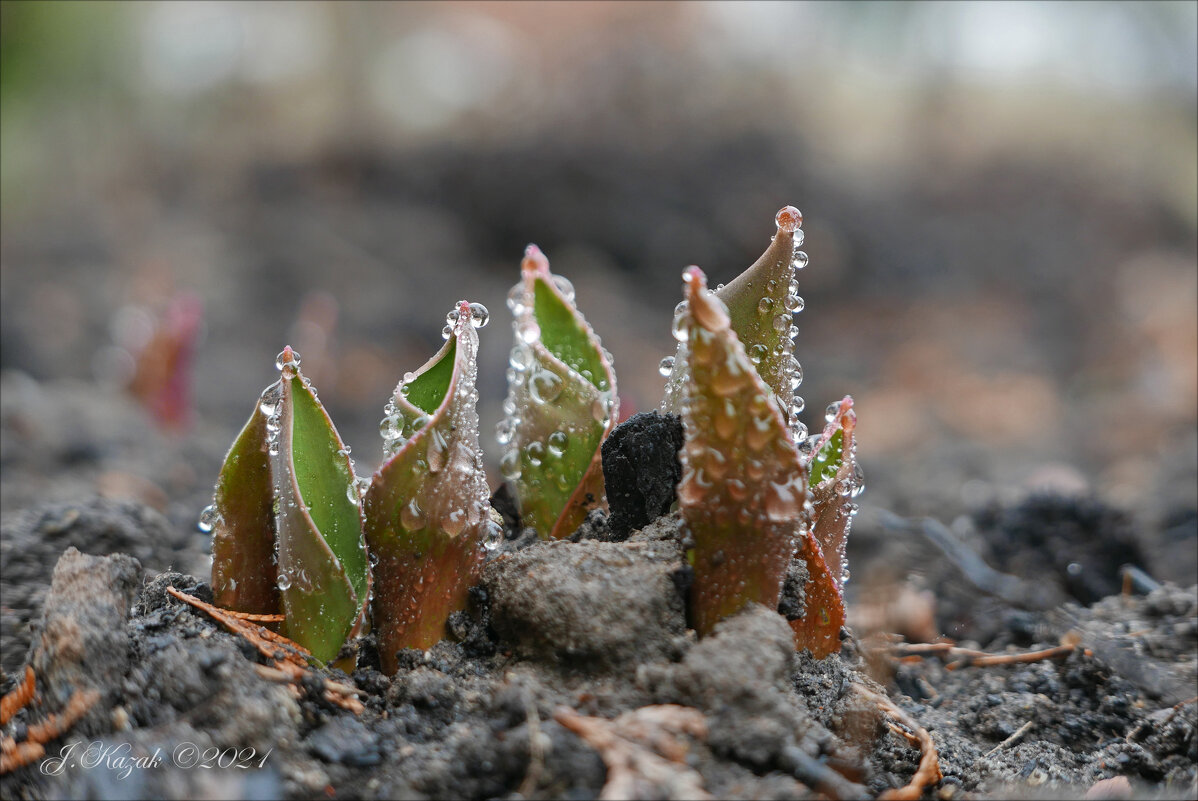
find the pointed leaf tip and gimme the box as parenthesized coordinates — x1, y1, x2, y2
(775, 205, 803, 232)
(663, 206, 807, 432)
(522, 244, 550, 277)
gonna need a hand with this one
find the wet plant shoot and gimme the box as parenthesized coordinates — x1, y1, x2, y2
(204, 206, 861, 673)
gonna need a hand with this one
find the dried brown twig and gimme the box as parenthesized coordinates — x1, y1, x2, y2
(555, 705, 711, 801)
(1, 666, 35, 726)
(852, 684, 942, 801)
(1, 675, 99, 775)
(882, 634, 1081, 670)
(167, 586, 363, 713)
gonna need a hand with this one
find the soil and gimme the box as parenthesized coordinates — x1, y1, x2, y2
(1, 397, 1196, 801)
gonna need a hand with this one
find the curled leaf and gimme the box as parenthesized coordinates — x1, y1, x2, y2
(788, 396, 860, 658)
(209, 347, 369, 664)
(364, 301, 495, 674)
(663, 206, 808, 440)
(498, 246, 618, 539)
(209, 403, 279, 616)
(676, 266, 805, 637)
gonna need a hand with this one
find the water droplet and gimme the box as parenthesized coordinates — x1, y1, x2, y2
(851, 462, 866, 497)
(835, 477, 852, 497)
(792, 228, 805, 248)
(356, 476, 371, 497)
(441, 509, 467, 537)
(726, 479, 748, 501)
(749, 344, 767, 365)
(757, 297, 774, 315)
(277, 572, 292, 591)
(517, 319, 540, 344)
(529, 370, 562, 404)
(506, 283, 527, 314)
(509, 345, 533, 372)
(792, 251, 809, 270)
(468, 302, 490, 328)
(197, 505, 219, 533)
(268, 441, 280, 456)
(380, 414, 402, 441)
(825, 402, 842, 423)
(789, 397, 806, 417)
(441, 324, 452, 340)
(346, 484, 361, 505)
(496, 419, 514, 446)
(500, 449, 522, 480)
(552, 275, 575, 302)
(427, 428, 449, 473)
(772, 314, 790, 332)
(446, 308, 460, 325)
(525, 440, 545, 467)
(658, 356, 675, 377)
(671, 309, 689, 342)
(401, 499, 427, 530)
(784, 294, 804, 313)
(775, 206, 803, 232)
(482, 519, 503, 552)
(547, 430, 569, 457)
(677, 473, 703, 506)
(591, 394, 613, 424)
(790, 421, 808, 442)
(275, 348, 301, 376)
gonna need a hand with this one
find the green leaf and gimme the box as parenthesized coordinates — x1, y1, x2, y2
(272, 350, 369, 663)
(208, 347, 369, 664)
(676, 266, 805, 637)
(664, 206, 807, 438)
(364, 302, 495, 675)
(209, 402, 279, 616)
(499, 246, 618, 540)
(402, 337, 455, 415)
(808, 430, 843, 486)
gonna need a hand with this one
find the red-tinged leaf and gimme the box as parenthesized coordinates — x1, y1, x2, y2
(128, 293, 203, 430)
(209, 401, 279, 616)
(808, 396, 859, 585)
(364, 302, 494, 674)
(789, 396, 859, 658)
(499, 246, 618, 539)
(790, 530, 847, 659)
(676, 266, 805, 637)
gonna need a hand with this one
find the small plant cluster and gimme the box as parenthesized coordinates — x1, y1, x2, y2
(203, 206, 862, 673)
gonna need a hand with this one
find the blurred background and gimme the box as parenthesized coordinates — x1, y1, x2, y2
(1, 2, 1195, 593)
